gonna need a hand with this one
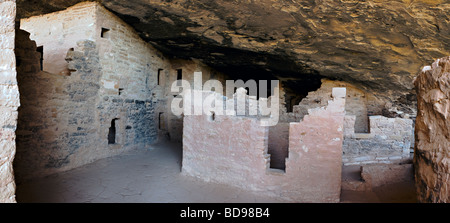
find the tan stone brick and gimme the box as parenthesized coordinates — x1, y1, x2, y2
(183, 89, 345, 202)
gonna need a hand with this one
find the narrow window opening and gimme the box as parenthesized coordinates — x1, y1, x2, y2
(101, 28, 110, 38)
(108, 118, 119, 144)
(176, 69, 182, 86)
(37, 46, 44, 71)
(157, 69, 163, 86)
(118, 88, 124, 95)
(158, 112, 165, 130)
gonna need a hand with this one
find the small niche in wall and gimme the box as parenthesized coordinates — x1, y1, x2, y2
(101, 28, 110, 39)
(108, 118, 119, 144)
(158, 112, 165, 130)
(176, 69, 182, 86)
(157, 69, 163, 86)
(118, 88, 124, 95)
(37, 46, 44, 71)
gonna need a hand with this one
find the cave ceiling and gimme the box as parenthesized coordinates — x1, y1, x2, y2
(16, 0, 450, 107)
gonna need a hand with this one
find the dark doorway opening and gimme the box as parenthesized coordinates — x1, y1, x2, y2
(108, 118, 119, 144)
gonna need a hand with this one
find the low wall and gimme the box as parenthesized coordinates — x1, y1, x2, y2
(182, 88, 346, 202)
(343, 115, 413, 165)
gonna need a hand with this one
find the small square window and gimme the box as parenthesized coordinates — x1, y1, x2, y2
(101, 28, 110, 38)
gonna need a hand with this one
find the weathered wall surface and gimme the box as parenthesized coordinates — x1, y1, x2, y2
(0, 0, 18, 203)
(20, 2, 97, 76)
(94, 3, 167, 149)
(14, 2, 229, 182)
(182, 88, 346, 202)
(166, 59, 228, 142)
(295, 79, 383, 133)
(14, 2, 170, 182)
(343, 115, 413, 165)
(414, 56, 450, 203)
(282, 87, 346, 202)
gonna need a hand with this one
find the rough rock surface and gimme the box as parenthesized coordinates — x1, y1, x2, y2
(15, 0, 450, 114)
(414, 56, 450, 203)
(0, 0, 18, 203)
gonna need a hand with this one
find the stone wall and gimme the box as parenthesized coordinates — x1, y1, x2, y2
(292, 78, 415, 166)
(165, 59, 228, 142)
(14, 2, 229, 182)
(182, 88, 346, 202)
(268, 123, 289, 170)
(343, 115, 413, 165)
(0, 0, 18, 203)
(14, 31, 138, 181)
(414, 57, 450, 203)
(20, 2, 98, 76)
(14, 2, 170, 182)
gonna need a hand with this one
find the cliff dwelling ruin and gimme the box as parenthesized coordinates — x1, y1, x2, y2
(0, 0, 449, 203)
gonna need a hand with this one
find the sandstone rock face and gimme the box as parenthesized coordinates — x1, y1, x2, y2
(414, 56, 450, 203)
(16, 0, 450, 114)
(0, 0, 18, 203)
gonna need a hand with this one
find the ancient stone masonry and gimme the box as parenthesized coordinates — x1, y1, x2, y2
(2, 0, 426, 203)
(0, 0, 18, 203)
(182, 88, 346, 202)
(14, 2, 170, 182)
(414, 56, 450, 203)
(343, 116, 414, 165)
(165, 59, 228, 142)
(13, 2, 228, 182)
(19, 0, 448, 114)
(291, 79, 415, 165)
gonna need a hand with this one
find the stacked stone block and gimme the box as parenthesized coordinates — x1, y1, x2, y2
(182, 88, 346, 202)
(0, 0, 18, 203)
(414, 57, 450, 203)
